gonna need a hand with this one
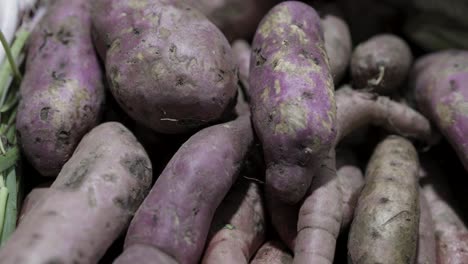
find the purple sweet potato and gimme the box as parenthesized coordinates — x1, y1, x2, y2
(348, 136, 420, 264)
(201, 178, 266, 264)
(351, 34, 413, 94)
(417, 192, 437, 264)
(92, 0, 238, 134)
(115, 114, 254, 264)
(187, 0, 278, 42)
(249, 1, 336, 204)
(294, 150, 342, 264)
(269, 85, 432, 252)
(336, 85, 434, 143)
(232, 39, 251, 90)
(420, 157, 468, 264)
(251, 241, 293, 264)
(322, 14, 352, 85)
(293, 149, 363, 264)
(269, 149, 363, 252)
(411, 50, 468, 171)
(16, 0, 105, 177)
(0, 122, 152, 263)
(336, 150, 364, 228)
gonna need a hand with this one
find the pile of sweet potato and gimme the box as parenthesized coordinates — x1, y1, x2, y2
(1, 0, 467, 263)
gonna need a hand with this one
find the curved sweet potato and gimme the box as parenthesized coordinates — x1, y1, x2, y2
(201, 177, 266, 264)
(17, 0, 105, 176)
(411, 50, 468, 171)
(420, 158, 468, 264)
(0, 122, 152, 263)
(249, 1, 336, 204)
(294, 150, 342, 264)
(115, 115, 254, 264)
(336, 85, 434, 143)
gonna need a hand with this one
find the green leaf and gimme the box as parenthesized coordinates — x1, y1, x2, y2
(0, 148, 19, 173)
(0, 169, 17, 244)
(0, 31, 22, 83)
(0, 186, 8, 239)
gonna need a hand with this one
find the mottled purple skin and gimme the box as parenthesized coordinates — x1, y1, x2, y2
(92, 0, 238, 134)
(16, 0, 105, 177)
(411, 50, 468, 171)
(0, 122, 152, 263)
(118, 115, 254, 264)
(187, 0, 278, 42)
(249, 1, 336, 204)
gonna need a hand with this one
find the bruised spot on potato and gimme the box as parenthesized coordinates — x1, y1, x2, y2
(449, 79, 458, 91)
(253, 48, 266, 67)
(56, 26, 73, 45)
(379, 197, 390, 204)
(40, 107, 51, 121)
(113, 187, 146, 213)
(102, 173, 117, 183)
(120, 154, 151, 182)
(62, 157, 94, 189)
(43, 258, 65, 264)
(51, 70, 67, 83)
(39, 30, 54, 51)
(57, 130, 71, 146)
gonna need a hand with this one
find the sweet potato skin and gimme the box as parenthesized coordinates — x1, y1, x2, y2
(336, 85, 434, 143)
(351, 34, 413, 94)
(420, 158, 468, 264)
(232, 39, 251, 91)
(411, 50, 468, 171)
(0, 122, 152, 263)
(249, 1, 336, 204)
(251, 241, 293, 264)
(17, 187, 49, 225)
(294, 150, 342, 264)
(268, 149, 363, 251)
(201, 178, 266, 264)
(348, 136, 420, 264)
(322, 14, 352, 85)
(92, 0, 238, 134)
(417, 192, 437, 264)
(17, 0, 105, 177)
(117, 115, 253, 264)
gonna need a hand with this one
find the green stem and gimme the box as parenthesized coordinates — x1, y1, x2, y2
(0, 28, 30, 106)
(0, 31, 22, 83)
(0, 186, 8, 239)
(0, 169, 17, 244)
